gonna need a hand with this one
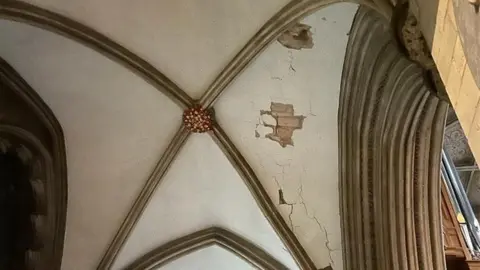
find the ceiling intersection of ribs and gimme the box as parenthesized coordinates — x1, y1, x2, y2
(0, 0, 399, 270)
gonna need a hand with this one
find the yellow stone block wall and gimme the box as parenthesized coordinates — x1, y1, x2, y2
(414, 0, 480, 161)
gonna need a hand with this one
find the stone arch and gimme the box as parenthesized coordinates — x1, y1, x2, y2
(124, 227, 288, 270)
(339, 7, 447, 270)
(0, 58, 67, 270)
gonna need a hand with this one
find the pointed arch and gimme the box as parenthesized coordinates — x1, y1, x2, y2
(123, 227, 288, 270)
(339, 7, 447, 270)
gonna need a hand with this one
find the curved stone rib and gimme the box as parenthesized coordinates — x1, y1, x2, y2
(0, 0, 194, 109)
(209, 123, 316, 270)
(404, 91, 429, 270)
(428, 100, 449, 269)
(97, 125, 190, 270)
(413, 95, 448, 270)
(338, 9, 370, 270)
(339, 7, 447, 270)
(199, 0, 390, 108)
(123, 227, 288, 270)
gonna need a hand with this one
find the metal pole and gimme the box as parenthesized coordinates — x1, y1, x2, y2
(442, 149, 480, 251)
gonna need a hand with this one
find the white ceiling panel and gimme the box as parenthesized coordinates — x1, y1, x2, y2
(112, 134, 298, 270)
(21, 0, 291, 97)
(0, 20, 182, 270)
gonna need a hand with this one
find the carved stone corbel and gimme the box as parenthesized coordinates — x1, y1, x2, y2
(391, 2, 449, 102)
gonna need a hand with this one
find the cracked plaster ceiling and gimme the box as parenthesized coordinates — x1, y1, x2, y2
(0, 1, 359, 269)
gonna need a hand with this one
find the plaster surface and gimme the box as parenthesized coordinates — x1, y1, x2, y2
(157, 246, 255, 270)
(113, 134, 298, 269)
(215, 3, 359, 269)
(0, 20, 182, 270)
(21, 0, 290, 98)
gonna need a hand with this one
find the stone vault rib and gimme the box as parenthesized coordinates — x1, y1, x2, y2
(198, 0, 391, 109)
(209, 123, 317, 269)
(97, 125, 190, 270)
(339, 7, 448, 270)
(123, 227, 288, 270)
(0, 0, 194, 109)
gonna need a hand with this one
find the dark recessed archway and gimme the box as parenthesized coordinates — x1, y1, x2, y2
(0, 58, 67, 270)
(0, 151, 35, 270)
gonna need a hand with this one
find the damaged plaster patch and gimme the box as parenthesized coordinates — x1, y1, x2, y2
(277, 23, 314, 50)
(256, 102, 305, 147)
(278, 189, 287, 204)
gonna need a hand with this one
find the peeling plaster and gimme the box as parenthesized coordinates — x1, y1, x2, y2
(278, 23, 314, 50)
(288, 51, 297, 74)
(215, 3, 359, 269)
(256, 102, 305, 147)
(278, 189, 287, 204)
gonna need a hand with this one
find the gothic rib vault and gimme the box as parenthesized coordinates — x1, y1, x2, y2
(0, 0, 447, 269)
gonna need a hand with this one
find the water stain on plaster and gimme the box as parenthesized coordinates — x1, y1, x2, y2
(277, 23, 314, 50)
(257, 102, 305, 147)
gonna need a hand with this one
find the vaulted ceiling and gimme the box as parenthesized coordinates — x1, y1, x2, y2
(0, 1, 392, 269)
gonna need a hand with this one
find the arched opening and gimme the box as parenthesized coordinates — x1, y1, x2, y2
(0, 58, 67, 270)
(0, 151, 35, 270)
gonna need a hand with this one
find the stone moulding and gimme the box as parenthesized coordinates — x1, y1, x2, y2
(0, 58, 67, 270)
(123, 227, 288, 270)
(0, 0, 193, 109)
(209, 122, 314, 268)
(339, 7, 448, 270)
(198, 0, 393, 108)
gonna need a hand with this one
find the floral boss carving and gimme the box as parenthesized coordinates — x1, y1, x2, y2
(258, 102, 305, 147)
(183, 106, 213, 133)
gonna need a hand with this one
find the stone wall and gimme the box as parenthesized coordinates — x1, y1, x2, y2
(411, 0, 480, 161)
